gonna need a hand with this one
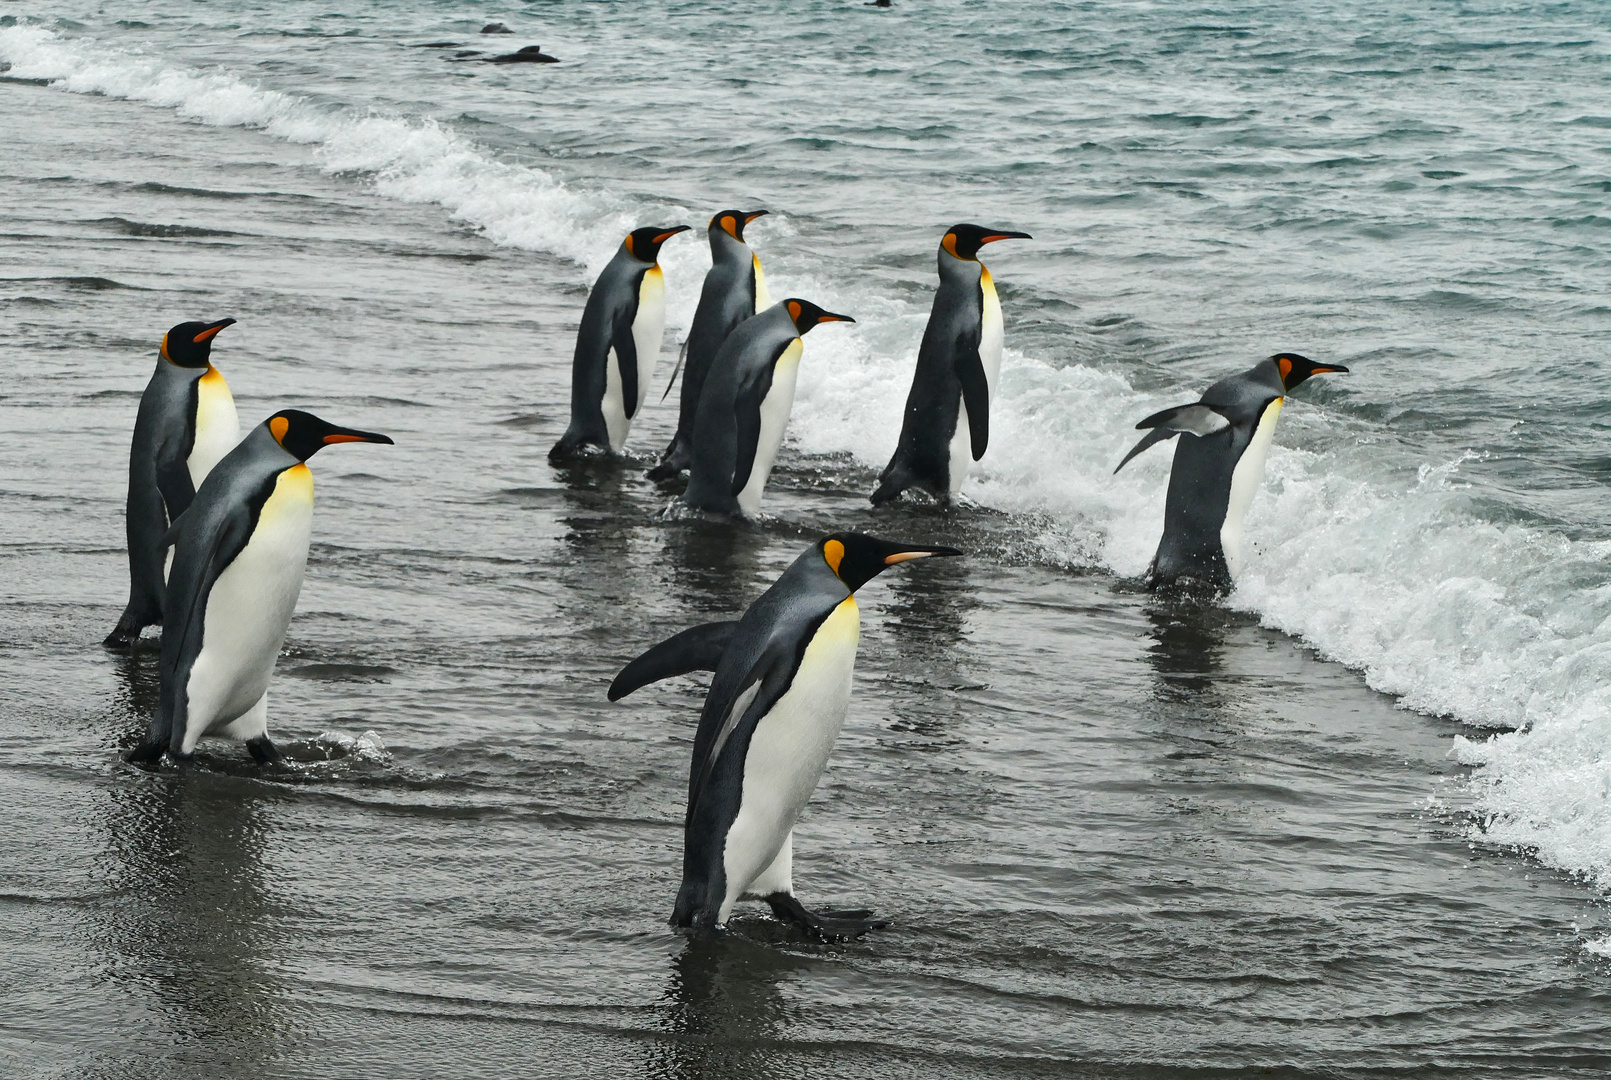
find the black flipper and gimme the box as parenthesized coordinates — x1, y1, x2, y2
(154, 452, 195, 525)
(955, 340, 990, 461)
(245, 735, 283, 764)
(660, 336, 689, 403)
(729, 362, 777, 498)
(614, 306, 640, 420)
(764, 893, 888, 941)
(608, 621, 739, 701)
(1113, 402, 1232, 474)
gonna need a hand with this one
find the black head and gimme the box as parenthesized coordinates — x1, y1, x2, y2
(1272, 353, 1349, 391)
(819, 532, 962, 593)
(266, 409, 394, 462)
(623, 225, 691, 262)
(941, 224, 1032, 261)
(710, 209, 767, 242)
(783, 298, 855, 335)
(160, 318, 236, 369)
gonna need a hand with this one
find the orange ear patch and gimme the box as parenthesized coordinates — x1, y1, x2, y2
(722, 215, 737, 237)
(787, 300, 802, 323)
(823, 538, 845, 576)
(942, 232, 960, 258)
(269, 416, 290, 444)
(1278, 356, 1292, 381)
(159, 333, 171, 362)
(623, 234, 636, 258)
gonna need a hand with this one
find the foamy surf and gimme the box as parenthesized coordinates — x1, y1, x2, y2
(7, 18, 1611, 911)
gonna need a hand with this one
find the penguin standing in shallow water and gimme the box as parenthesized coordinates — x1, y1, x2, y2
(129, 410, 392, 764)
(609, 532, 961, 938)
(550, 225, 690, 460)
(1114, 354, 1347, 590)
(872, 224, 1031, 505)
(650, 209, 771, 482)
(107, 318, 240, 647)
(680, 299, 854, 517)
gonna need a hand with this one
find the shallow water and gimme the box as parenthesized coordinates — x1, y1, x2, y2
(4, 1, 1611, 1075)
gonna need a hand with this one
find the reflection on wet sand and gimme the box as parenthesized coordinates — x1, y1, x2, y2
(88, 769, 287, 1078)
(646, 937, 807, 1080)
(881, 557, 979, 740)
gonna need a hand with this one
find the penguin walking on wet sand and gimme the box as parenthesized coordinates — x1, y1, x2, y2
(871, 224, 1031, 505)
(1114, 354, 1348, 590)
(106, 318, 240, 647)
(128, 410, 392, 764)
(609, 532, 961, 939)
(551, 226, 690, 460)
(680, 300, 855, 517)
(649, 209, 772, 482)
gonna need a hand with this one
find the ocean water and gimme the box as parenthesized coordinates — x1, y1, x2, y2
(4, 1, 1611, 1075)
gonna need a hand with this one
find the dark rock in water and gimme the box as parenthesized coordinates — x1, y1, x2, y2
(412, 41, 464, 48)
(481, 22, 513, 34)
(867, 0, 893, 6)
(454, 50, 483, 58)
(484, 45, 558, 65)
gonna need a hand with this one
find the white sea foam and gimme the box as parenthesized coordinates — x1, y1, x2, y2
(7, 22, 1611, 895)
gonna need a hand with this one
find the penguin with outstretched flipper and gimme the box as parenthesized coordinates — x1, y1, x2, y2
(610, 532, 962, 940)
(1115, 353, 1348, 590)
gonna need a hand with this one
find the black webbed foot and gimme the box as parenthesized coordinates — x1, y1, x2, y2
(124, 739, 165, 764)
(245, 735, 284, 764)
(763, 893, 887, 941)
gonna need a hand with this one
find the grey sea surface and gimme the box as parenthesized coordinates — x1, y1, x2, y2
(4, 1, 1611, 1076)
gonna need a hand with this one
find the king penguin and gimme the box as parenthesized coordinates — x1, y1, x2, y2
(871, 224, 1031, 505)
(106, 318, 241, 647)
(1114, 353, 1348, 589)
(550, 225, 691, 460)
(609, 532, 962, 938)
(129, 410, 393, 764)
(649, 209, 771, 482)
(680, 299, 854, 517)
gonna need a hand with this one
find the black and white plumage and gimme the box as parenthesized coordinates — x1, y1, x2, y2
(679, 299, 854, 517)
(871, 224, 1030, 505)
(1115, 353, 1348, 589)
(609, 532, 961, 939)
(650, 209, 771, 482)
(129, 410, 392, 764)
(107, 318, 240, 647)
(550, 225, 690, 460)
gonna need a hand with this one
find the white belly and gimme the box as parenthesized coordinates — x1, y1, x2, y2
(1221, 397, 1282, 582)
(186, 365, 239, 489)
(979, 265, 1004, 398)
(734, 338, 802, 517)
(601, 345, 628, 451)
(631, 266, 665, 415)
(948, 405, 972, 497)
(718, 597, 860, 923)
(181, 464, 312, 752)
